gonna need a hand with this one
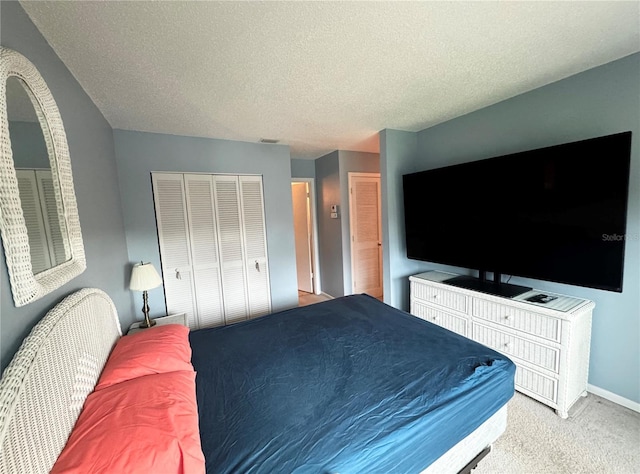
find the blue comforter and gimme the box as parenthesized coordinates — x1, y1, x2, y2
(190, 294, 515, 473)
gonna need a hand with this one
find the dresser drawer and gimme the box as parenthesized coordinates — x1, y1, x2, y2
(412, 301, 468, 337)
(473, 323, 559, 373)
(515, 365, 558, 403)
(472, 299, 560, 342)
(411, 281, 468, 313)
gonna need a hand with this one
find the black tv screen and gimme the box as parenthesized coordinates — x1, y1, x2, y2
(403, 131, 632, 293)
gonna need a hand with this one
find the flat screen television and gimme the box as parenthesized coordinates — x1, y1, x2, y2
(402, 131, 632, 297)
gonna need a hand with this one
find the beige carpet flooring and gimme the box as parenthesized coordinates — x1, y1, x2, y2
(475, 392, 640, 474)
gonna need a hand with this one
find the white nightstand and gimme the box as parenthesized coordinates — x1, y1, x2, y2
(127, 313, 188, 335)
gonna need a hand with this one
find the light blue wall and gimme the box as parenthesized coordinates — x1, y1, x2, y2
(315, 150, 380, 297)
(8, 121, 49, 169)
(382, 53, 640, 403)
(290, 158, 315, 178)
(1, 2, 130, 370)
(112, 130, 299, 318)
(315, 151, 343, 297)
(380, 129, 429, 310)
(338, 151, 380, 295)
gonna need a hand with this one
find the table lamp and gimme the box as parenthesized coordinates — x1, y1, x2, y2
(129, 261, 163, 328)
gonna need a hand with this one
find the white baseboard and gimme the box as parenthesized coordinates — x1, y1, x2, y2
(320, 292, 335, 299)
(588, 384, 640, 413)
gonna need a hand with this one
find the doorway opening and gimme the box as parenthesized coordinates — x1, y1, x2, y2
(291, 179, 321, 301)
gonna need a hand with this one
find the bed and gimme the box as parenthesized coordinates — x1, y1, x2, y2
(0, 288, 515, 473)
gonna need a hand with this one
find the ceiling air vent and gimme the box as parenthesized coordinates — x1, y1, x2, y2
(259, 138, 279, 144)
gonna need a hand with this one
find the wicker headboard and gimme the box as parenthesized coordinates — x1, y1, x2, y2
(0, 288, 121, 473)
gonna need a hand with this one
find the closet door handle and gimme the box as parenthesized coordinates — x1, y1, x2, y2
(255, 261, 260, 272)
(175, 269, 181, 280)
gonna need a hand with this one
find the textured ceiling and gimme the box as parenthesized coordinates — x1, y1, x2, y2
(19, 1, 640, 159)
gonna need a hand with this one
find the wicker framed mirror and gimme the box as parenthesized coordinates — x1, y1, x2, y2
(0, 46, 85, 307)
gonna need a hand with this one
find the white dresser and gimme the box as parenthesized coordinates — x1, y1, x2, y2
(409, 271, 595, 418)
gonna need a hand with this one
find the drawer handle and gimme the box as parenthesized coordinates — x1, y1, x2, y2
(504, 342, 511, 349)
(432, 294, 438, 299)
(504, 315, 511, 321)
(432, 315, 439, 321)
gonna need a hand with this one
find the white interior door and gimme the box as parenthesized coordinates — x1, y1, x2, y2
(292, 182, 313, 293)
(349, 173, 383, 298)
(16, 169, 51, 274)
(184, 174, 225, 328)
(239, 175, 272, 318)
(35, 170, 68, 266)
(152, 173, 198, 328)
(213, 175, 250, 324)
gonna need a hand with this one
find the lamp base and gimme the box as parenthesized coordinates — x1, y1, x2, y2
(139, 290, 156, 329)
(138, 318, 157, 329)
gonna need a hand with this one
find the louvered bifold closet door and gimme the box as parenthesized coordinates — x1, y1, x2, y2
(16, 169, 52, 273)
(213, 175, 250, 324)
(184, 174, 225, 328)
(35, 170, 68, 266)
(239, 176, 271, 317)
(152, 173, 198, 328)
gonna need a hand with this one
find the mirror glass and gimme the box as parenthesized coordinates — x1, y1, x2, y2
(6, 76, 70, 275)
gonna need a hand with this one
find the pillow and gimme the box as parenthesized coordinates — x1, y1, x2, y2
(51, 370, 205, 474)
(95, 324, 192, 391)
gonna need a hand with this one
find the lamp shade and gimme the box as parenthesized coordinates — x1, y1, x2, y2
(129, 262, 162, 292)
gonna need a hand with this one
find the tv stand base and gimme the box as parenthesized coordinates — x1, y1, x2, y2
(445, 275, 531, 298)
